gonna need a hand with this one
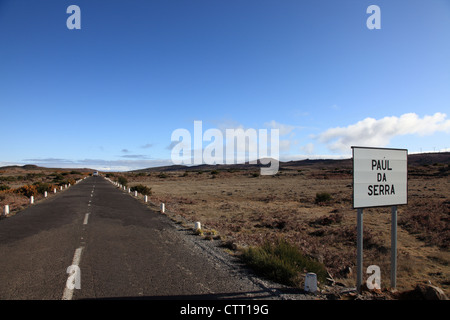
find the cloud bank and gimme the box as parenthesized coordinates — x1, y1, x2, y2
(316, 112, 450, 153)
(19, 158, 173, 172)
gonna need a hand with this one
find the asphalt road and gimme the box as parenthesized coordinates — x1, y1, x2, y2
(0, 176, 280, 300)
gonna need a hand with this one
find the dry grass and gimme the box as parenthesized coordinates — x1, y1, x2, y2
(0, 166, 90, 216)
(123, 161, 449, 295)
(1, 159, 448, 296)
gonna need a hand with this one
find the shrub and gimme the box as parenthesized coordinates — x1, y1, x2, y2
(315, 192, 332, 204)
(399, 201, 450, 249)
(310, 212, 343, 226)
(241, 239, 328, 287)
(15, 185, 38, 198)
(117, 176, 128, 187)
(130, 184, 152, 196)
(33, 182, 50, 194)
(0, 176, 17, 182)
(52, 174, 64, 183)
(0, 184, 10, 191)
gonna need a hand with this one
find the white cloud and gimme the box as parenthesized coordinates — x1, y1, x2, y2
(279, 140, 291, 152)
(330, 104, 340, 110)
(301, 143, 315, 154)
(315, 112, 450, 153)
(18, 158, 174, 172)
(264, 120, 298, 136)
(279, 153, 349, 162)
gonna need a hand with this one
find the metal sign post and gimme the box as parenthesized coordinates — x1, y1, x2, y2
(391, 205, 397, 289)
(352, 146, 407, 293)
(356, 208, 363, 292)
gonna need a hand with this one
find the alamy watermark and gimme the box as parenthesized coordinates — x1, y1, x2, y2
(66, 265, 81, 290)
(366, 265, 381, 290)
(66, 5, 81, 30)
(66, 5, 379, 31)
(170, 121, 279, 175)
(366, 5, 381, 30)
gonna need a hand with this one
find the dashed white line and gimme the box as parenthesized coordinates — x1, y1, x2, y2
(62, 185, 96, 300)
(62, 247, 84, 300)
(83, 213, 90, 225)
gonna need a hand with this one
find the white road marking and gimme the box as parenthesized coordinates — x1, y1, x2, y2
(83, 213, 89, 225)
(62, 247, 84, 300)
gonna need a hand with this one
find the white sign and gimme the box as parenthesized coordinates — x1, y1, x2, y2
(352, 147, 407, 208)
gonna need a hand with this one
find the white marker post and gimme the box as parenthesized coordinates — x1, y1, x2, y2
(304, 272, 318, 293)
(352, 146, 407, 292)
(144, 195, 148, 203)
(3, 205, 9, 216)
(160, 203, 165, 213)
(44, 191, 48, 198)
(30, 196, 34, 204)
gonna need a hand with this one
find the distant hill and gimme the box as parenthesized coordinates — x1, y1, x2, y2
(0, 164, 42, 170)
(407, 152, 450, 166)
(131, 152, 449, 173)
(1, 152, 447, 174)
(0, 164, 95, 172)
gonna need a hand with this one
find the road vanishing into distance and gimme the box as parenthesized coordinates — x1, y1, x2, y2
(0, 176, 280, 300)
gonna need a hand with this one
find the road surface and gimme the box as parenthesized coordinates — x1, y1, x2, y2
(0, 176, 282, 300)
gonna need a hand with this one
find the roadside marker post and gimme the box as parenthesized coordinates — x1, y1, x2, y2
(3, 205, 9, 216)
(304, 273, 318, 293)
(352, 146, 407, 293)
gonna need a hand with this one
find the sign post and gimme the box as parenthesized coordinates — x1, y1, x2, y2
(356, 208, 363, 292)
(391, 205, 397, 288)
(352, 146, 407, 293)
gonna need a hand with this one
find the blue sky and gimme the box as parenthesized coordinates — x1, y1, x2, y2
(1, 0, 449, 171)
